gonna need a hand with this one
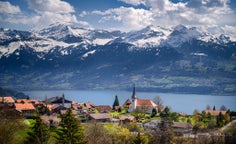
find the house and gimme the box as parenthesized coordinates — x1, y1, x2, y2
(45, 94, 72, 108)
(0, 103, 22, 119)
(204, 110, 227, 116)
(72, 101, 95, 114)
(127, 85, 157, 113)
(89, 113, 112, 122)
(51, 104, 67, 114)
(0, 96, 15, 104)
(40, 115, 60, 127)
(60, 109, 78, 115)
(16, 99, 43, 111)
(120, 115, 136, 124)
(143, 119, 161, 129)
(172, 122, 193, 136)
(16, 99, 41, 105)
(95, 105, 112, 113)
(14, 103, 35, 117)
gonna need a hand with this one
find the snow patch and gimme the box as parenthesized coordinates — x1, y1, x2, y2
(82, 50, 96, 59)
(92, 38, 113, 45)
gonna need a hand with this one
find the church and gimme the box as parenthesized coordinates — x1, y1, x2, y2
(125, 84, 158, 114)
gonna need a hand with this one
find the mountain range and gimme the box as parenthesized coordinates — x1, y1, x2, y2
(0, 24, 236, 95)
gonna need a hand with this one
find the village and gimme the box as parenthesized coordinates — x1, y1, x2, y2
(0, 85, 236, 144)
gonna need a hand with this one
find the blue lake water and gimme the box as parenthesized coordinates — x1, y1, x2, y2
(23, 90, 236, 114)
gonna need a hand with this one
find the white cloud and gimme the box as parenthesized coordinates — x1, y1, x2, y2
(78, 21, 92, 29)
(27, 0, 74, 14)
(114, 0, 235, 30)
(0, 1, 21, 14)
(118, 0, 145, 6)
(92, 6, 153, 32)
(79, 11, 88, 17)
(0, 0, 79, 30)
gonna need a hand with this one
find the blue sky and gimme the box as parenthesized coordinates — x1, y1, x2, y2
(0, 0, 236, 33)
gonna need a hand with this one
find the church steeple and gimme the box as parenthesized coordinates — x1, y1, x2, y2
(132, 84, 137, 100)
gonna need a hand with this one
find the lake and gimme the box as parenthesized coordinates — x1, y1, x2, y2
(23, 90, 236, 114)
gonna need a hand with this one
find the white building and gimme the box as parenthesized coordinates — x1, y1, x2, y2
(128, 84, 157, 114)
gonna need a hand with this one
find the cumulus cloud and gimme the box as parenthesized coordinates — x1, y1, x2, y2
(92, 6, 153, 31)
(118, 0, 145, 6)
(113, 0, 235, 30)
(27, 0, 74, 14)
(0, 1, 21, 14)
(26, 0, 78, 28)
(0, 0, 80, 30)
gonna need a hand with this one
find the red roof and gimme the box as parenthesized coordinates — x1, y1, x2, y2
(16, 99, 41, 104)
(136, 99, 157, 107)
(15, 103, 35, 111)
(0, 96, 15, 103)
(204, 110, 227, 116)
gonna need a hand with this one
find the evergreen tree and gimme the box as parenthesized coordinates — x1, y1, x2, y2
(217, 112, 224, 127)
(112, 95, 120, 110)
(26, 112, 50, 144)
(213, 105, 216, 110)
(55, 108, 87, 144)
(160, 106, 171, 118)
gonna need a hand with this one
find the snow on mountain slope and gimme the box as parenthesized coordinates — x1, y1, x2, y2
(0, 23, 235, 59)
(81, 50, 96, 59)
(124, 25, 172, 47)
(164, 25, 205, 47)
(39, 23, 86, 37)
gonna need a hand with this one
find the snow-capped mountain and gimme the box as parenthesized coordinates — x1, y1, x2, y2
(1, 23, 234, 58)
(0, 24, 236, 94)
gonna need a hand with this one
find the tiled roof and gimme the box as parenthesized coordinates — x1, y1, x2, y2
(40, 115, 59, 121)
(46, 97, 72, 104)
(95, 105, 112, 112)
(173, 122, 192, 129)
(89, 113, 112, 120)
(16, 99, 41, 104)
(120, 115, 135, 121)
(136, 99, 157, 107)
(204, 110, 227, 116)
(15, 103, 35, 111)
(0, 96, 15, 103)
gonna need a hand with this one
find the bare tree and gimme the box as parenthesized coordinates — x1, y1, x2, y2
(85, 122, 111, 144)
(206, 104, 211, 110)
(220, 105, 227, 111)
(153, 96, 164, 113)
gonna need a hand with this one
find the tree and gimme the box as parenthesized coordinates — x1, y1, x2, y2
(160, 106, 171, 118)
(0, 104, 26, 144)
(26, 112, 50, 144)
(213, 105, 216, 110)
(151, 108, 157, 117)
(206, 104, 211, 110)
(158, 118, 174, 144)
(133, 132, 148, 144)
(112, 95, 119, 110)
(85, 122, 111, 144)
(55, 108, 87, 144)
(153, 96, 164, 113)
(220, 105, 227, 111)
(217, 112, 224, 127)
(224, 123, 236, 144)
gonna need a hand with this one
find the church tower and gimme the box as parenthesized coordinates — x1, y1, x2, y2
(131, 84, 137, 112)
